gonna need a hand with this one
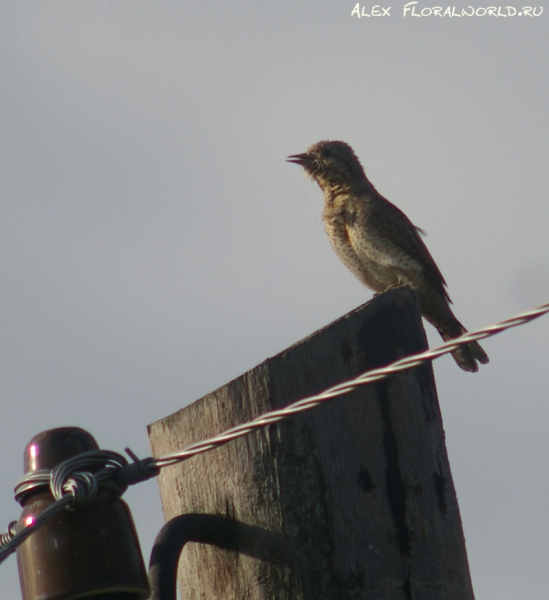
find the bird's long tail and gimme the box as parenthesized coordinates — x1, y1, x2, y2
(441, 328, 490, 373)
(420, 292, 490, 372)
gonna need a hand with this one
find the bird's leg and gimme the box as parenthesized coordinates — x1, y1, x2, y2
(374, 279, 409, 297)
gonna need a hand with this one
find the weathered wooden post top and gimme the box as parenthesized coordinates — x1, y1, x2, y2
(148, 288, 475, 599)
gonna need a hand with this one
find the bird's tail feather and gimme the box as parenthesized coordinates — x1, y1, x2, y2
(422, 294, 490, 372)
(440, 328, 490, 373)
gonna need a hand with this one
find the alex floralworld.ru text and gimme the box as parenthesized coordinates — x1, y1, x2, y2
(351, 3, 543, 17)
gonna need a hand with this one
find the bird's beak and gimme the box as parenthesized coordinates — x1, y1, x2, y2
(287, 152, 312, 166)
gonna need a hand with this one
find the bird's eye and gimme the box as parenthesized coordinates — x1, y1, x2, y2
(321, 148, 334, 158)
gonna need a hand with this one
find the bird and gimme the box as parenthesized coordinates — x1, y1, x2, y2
(287, 140, 489, 372)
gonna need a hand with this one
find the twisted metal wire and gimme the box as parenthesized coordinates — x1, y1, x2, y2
(1, 300, 548, 564)
(0, 449, 158, 564)
(152, 301, 549, 469)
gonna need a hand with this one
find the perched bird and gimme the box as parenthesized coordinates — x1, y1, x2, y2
(287, 140, 489, 372)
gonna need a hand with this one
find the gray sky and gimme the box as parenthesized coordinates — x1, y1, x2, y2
(1, 2, 548, 598)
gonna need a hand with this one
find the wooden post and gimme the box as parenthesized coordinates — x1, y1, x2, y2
(148, 288, 475, 599)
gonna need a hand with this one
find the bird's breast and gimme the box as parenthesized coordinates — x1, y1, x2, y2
(322, 197, 425, 293)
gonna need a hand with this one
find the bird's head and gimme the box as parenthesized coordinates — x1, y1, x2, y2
(287, 140, 368, 191)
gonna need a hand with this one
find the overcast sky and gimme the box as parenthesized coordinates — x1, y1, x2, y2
(0, 2, 547, 599)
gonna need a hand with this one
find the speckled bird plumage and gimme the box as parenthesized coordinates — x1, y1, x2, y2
(288, 140, 489, 372)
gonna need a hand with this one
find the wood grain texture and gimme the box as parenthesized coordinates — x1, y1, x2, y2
(148, 288, 474, 600)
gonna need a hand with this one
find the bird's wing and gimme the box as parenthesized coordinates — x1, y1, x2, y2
(367, 194, 451, 301)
